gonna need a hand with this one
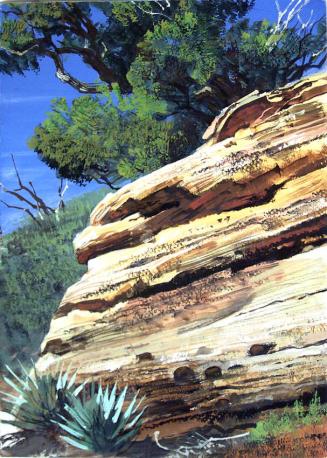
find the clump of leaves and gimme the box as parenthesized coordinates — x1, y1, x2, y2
(0, 362, 85, 432)
(250, 392, 327, 443)
(55, 382, 146, 454)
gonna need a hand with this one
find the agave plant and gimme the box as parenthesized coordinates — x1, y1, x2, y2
(55, 382, 146, 454)
(0, 361, 85, 432)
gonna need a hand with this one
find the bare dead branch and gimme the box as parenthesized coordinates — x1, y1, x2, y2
(297, 9, 314, 30)
(131, 0, 171, 20)
(11, 154, 23, 188)
(1, 184, 39, 210)
(0, 154, 68, 224)
(9, 154, 52, 214)
(153, 430, 250, 456)
(56, 179, 69, 211)
(10, 154, 55, 215)
(0, 199, 41, 226)
(273, 0, 311, 35)
(267, 0, 324, 65)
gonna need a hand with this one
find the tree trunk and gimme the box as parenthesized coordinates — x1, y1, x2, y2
(37, 73, 327, 438)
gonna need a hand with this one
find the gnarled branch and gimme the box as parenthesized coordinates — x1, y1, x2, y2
(154, 430, 250, 456)
(57, 179, 68, 211)
(0, 154, 68, 225)
(0, 199, 41, 226)
(45, 50, 101, 94)
(132, 0, 172, 20)
(273, 0, 311, 35)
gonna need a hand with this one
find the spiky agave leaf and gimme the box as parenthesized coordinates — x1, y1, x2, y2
(0, 362, 85, 433)
(55, 382, 146, 454)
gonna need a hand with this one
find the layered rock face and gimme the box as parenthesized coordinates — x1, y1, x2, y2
(38, 73, 327, 437)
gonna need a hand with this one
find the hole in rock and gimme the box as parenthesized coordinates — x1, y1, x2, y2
(215, 397, 231, 409)
(137, 352, 154, 362)
(249, 343, 276, 356)
(301, 391, 315, 406)
(196, 346, 212, 355)
(317, 385, 327, 403)
(228, 364, 244, 371)
(205, 366, 222, 380)
(300, 388, 327, 406)
(173, 366, 197, 385)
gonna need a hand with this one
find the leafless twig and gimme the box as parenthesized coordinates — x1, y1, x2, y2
(0, 154, 68, 224)
(132, 0, 171, 20)
(273, 0, 311, 35)
(297, 9, 314, 30)
(153, 430, 249, 457)
(266, 0, 319, 53)
(0, 199, 41, 226)
(57, 179, 69, 211)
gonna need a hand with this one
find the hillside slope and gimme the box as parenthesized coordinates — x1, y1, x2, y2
(0, 189, 107, 368)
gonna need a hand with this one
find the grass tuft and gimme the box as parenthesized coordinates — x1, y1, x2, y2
(250, 392, 327, 443)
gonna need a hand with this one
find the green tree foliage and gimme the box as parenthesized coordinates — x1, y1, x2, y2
(0, 1, 151, 92)
(1, 1, 326, 184)
(250, 393, 327, 443)
(127, 6, 326, 123)
(28, 89, 185, 186)
(223, 18, 327, 92)
(0, 1, 254, 92)
(0, 189, 107, 369)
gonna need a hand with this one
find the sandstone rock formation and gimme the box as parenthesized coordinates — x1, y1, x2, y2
(38, 73, 327, 438)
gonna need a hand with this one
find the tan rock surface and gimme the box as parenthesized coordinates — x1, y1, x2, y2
(38, 73, 327, 437)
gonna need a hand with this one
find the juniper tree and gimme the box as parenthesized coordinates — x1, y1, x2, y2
(1, 1, 325, 185)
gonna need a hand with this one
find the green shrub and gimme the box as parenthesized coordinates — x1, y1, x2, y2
(250, 413, 293, 443)
(303, 392, 325, 425)
(0, 362, 85, 432)
(55, 382, 146, 454)
(250, 393, 326, 443)
(0, 189, 107, 369)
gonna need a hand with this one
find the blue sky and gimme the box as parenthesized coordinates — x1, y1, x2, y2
(0, 0, 325, 233)
(0, 56, 102, 232)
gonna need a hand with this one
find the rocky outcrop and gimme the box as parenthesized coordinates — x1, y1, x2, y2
(38, 73, 327, 438)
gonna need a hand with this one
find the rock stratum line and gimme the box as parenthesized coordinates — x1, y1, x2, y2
(38, 73, 327, 438)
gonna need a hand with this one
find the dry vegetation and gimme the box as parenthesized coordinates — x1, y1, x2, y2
(226, 421, 327, 458)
